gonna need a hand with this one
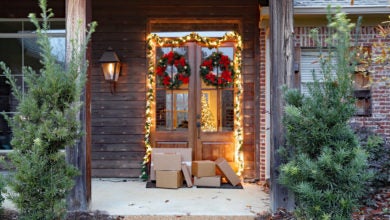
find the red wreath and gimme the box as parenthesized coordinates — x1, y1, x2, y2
(155, 51, 191, 89)
(200, 52, 235, 88)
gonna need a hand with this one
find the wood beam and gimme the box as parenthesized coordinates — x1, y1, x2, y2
(65, 0, 90, 211)
(269, 0, 295, 212)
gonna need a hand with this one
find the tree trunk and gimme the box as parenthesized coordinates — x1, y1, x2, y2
(269, 0, 295, 212)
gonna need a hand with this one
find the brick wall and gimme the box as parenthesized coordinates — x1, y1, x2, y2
(259, 28, 267, 181)
(294, 25, 390, 142)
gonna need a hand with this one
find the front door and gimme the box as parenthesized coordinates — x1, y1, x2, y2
(152, 37, 237, 168)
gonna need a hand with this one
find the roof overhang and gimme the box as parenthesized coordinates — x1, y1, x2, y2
(294, 6, 390, 15)
(259, 6, 389, 27)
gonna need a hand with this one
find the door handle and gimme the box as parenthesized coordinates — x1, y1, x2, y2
(196, 122, 201, 139)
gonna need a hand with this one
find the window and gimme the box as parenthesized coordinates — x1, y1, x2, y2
(0, 19, 66, 150)
(353, 46, 371, 116)
(300, 48, 372, 116)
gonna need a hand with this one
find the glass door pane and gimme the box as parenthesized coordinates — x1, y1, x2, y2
(200, 46, 235, 132)
(155, 46, 189, 131)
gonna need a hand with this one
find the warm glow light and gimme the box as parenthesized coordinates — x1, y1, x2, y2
(108, 63, 114, 79)
(141, 32, 244, 180)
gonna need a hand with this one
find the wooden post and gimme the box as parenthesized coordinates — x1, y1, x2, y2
(269, 0, 295, 212)
(65, 0, 90, 210)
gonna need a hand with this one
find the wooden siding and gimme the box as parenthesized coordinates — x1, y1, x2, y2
(91, 0, 260, 178)
(0, 1, 65, 18)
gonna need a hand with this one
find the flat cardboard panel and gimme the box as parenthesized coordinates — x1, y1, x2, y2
(194, 176, 221, 187)
(192, 160, 216, 177)
(181, 164, 193, 187)
(152, 148, 192, 162)
(215, 158, 241, 186)
(153, 153, 181, 171)
(156, 170, 183, 189)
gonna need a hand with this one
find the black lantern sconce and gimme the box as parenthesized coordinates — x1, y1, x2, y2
(99, 47, 121, 94)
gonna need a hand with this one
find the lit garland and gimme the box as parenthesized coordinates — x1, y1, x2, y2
(141, 32, 244, 180)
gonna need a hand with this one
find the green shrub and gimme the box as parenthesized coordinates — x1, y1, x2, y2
(0, 0, 96, 219)
(278, 7, 372, 220)
(356, 128, 390, 207)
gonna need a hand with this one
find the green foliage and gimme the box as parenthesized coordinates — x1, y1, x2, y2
(0, 157, 7, 211)
(356, 128, 390, 206)
(0, 0, 96, 219)
(278, 6, 372, 220)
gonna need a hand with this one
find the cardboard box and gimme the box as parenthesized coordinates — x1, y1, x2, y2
(151, 162, 192, 181)
(194, 176, 221, 187)
(156, 170, 183, 189)
(153, 153, 181, 171)
(150, 148, 192, 181)
(192, 160, 216, 177)
(181, 164, 193, 187)
(215, 158, 241, 186)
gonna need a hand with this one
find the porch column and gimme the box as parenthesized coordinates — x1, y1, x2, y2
(269, 0, 295, 212)
(65, 0, 91, 210)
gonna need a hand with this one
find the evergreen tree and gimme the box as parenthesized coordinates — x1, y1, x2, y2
(0, 0, 96, 219)
(278, 7, 372, 220)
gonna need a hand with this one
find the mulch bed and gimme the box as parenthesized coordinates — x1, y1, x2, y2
(255, 186, 390, 220)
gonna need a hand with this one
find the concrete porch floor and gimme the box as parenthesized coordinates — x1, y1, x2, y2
(3, 178, 271, 218)
(91, 178, 270, 218)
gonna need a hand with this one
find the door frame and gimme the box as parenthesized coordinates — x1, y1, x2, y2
(144, 27, 245, 176)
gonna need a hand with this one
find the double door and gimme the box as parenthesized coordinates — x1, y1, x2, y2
(153, 42, 236, 164)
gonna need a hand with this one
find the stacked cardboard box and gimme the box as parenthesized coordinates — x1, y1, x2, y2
(192, 160, 221, 187)
(150, 149, 241, 188)
(154, 153, 183, 189)
(150, 148, 192, 181)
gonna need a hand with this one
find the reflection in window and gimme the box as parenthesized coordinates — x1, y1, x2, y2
(0, 20, 65, 149)
(201, 47, 234, 132)
(201, 93, 217, 132)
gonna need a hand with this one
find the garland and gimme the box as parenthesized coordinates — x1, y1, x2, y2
(200, 52, 235, 88)
(156, 51, 190, 89)
(141, 32, 244, 180)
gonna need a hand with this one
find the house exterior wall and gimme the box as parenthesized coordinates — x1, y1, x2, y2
(294, 25, 390, 142)
(90, 0, 261, 178)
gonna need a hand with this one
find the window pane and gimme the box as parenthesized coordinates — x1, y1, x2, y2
(201, 92, 217, 132)
(175, 93, 188, 130)
(0, 113, 12, 150)
(201, 47, 217, 89)
(155, 47, 189, 89)
(156, 90, 167, 129)
(0, 38, 22, 72)
(23, 38, 43, 72)
(221, 90, 234, 131)
(0, 21, 22, 33)
(0, 76, 11, 112)
(156, 90, 188, 131)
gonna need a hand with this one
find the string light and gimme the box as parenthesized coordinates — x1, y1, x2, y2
(141, 32, 244, 180)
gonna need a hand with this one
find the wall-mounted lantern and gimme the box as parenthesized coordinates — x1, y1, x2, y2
(99, 47, 121, 94)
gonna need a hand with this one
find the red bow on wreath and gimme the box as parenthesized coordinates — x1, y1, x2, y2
(155, 51, 191, 89)
(200, 52, 235, 88)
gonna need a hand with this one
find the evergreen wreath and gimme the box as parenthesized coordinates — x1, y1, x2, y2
(155, 51, 191, 89)
(200, 52, 235, 88)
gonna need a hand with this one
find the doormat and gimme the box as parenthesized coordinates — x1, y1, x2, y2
(146, 181, 243, 189)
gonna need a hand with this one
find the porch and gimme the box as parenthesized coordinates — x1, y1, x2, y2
(4, 178, 270, 218)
